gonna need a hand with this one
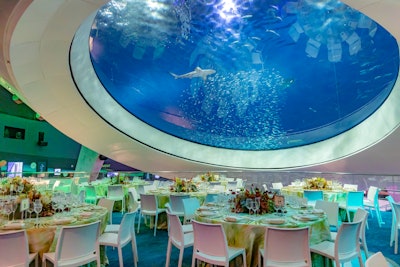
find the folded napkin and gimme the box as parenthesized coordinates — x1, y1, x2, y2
(224, 216, 238, 222)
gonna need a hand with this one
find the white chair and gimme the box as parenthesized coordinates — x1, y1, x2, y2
(272, 182, 283, 194)
(236, 178, 244, 188)
(340, 191, 365, 222)
(84, 185, 102, 204)
(386, 196, 398, 250)
(389, 200, 400, 254)
(259, 227, 311, 267)
(129, 187, 141, 204)
(165, 212, 194, 267)
(310, 219, 364, 267)
(127, 190, 140, 212)
(168, 194, 190, 219)
(354, 208, 370, 258)
(204, 193, 220, 204)
(303, 190, 323, 207)
(138, 193, 166, 236)
(272, 182, 283, 189)
(97, 198, 115, 224)
(42, 220, 101, 267)
(191, 220, 247, 267)
(365, 252, 389, 267)
(107, 185, 125, 213)
(343, 184, 358, 191)
(315, 200, 340, 232)
(331, 208, 369, 258)
(99, 211, 138, 267)
(0, 230, 38, 267)
(182, 197, 200, 226)
(364, 186, 384, 227)
(226, 181, 238, 192)
(262, 184, 268, 192)
(52, 180, 61, 191)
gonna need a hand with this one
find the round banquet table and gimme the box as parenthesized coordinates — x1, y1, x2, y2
(78, 180, 149, 211)
(0, 204, 108, 264)
(144, 189, 208, 229)
(281, 186, 347, 204)
(194, 205, 332, 267)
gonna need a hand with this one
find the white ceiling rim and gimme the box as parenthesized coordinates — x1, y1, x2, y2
(8, 0, 400, 171)
(71, 8, 400, 169)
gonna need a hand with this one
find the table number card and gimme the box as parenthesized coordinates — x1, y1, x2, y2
(20, 198, 29, 211)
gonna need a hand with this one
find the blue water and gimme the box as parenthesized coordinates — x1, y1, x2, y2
(89, 0, 399, 150)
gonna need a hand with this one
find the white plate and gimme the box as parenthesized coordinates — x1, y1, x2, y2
(224, 216, 243, 222)
(198, 211, 217, 217)
(312, 209, 325, 215)
(294, 214, 319, 221)
(264, 218, 286, 225)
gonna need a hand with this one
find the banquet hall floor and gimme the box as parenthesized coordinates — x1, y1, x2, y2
(105, 209, 400, 267)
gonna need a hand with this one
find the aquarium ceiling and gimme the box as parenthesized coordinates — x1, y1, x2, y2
(87, 0, 399, 150)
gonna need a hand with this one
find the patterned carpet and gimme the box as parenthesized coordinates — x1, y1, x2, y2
(105, 209, 400, 267)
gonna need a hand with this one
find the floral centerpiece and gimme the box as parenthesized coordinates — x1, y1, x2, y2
(1, 176, 54, 217)
(231, 185, 276, 214)
(200, 172, 219, 182)
(303, 177, 328, 189)
(170, 177, 198, 193)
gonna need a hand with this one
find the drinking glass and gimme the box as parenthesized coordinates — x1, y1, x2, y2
(254, 197, 261, 215)
(16, 185, 24, 195)
(11, 199, 18, 221)
(3, 201, 13, 221)
(27, 201, 35, 219)
(34, 201, 43, 225)
(245, 199, 254, 214)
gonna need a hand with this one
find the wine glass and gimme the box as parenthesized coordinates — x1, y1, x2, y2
(16, 184, 24, 195)
(27, 201, 35, 219)
(245, 199, 254, 215)
(11, 198, 18, 221)
(34, 200, 43, 225)
(253, 197, 261, 216)
(3, 201, 13, 221)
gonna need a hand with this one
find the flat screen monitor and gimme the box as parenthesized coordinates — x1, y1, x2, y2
(7, 161, 23, 177)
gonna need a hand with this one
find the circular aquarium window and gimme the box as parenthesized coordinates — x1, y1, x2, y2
(88, 0, 399, 150)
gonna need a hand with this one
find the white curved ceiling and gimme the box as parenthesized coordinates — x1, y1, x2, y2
(4, 0, 400, 174)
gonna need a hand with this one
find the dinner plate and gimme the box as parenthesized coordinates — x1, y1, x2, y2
(312, 209, 325, 215)
(198, 206, 218, 211)
(224, 216, 243, 222)
(198, 211, 217, 217)
(264, 218, 286, 225)
(294, 214, 319, 221)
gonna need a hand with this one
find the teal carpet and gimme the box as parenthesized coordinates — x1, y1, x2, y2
(105, 210, 400, 267)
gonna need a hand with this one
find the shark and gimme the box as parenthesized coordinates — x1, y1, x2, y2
(170, 67, 216, 81)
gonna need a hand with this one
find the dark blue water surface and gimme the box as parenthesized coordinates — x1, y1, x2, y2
(89, 0, 399, 150)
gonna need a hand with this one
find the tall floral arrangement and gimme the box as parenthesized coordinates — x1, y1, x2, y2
(231, 185, 276, 214)
(1, 176, 34, 194)
(303, 177, 327, 189)
(170, 177, 198, 193)
(1, 177, 54, 216)
(200, 172, 218, 182)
